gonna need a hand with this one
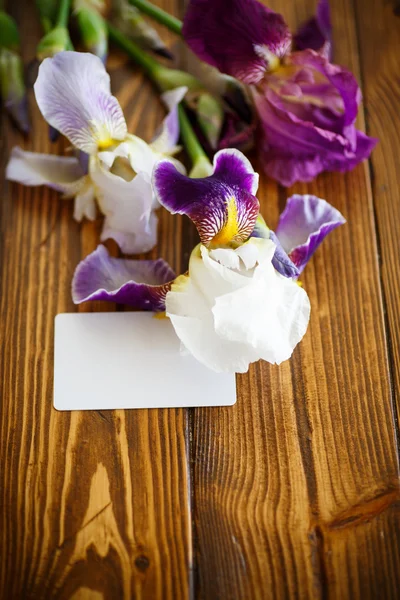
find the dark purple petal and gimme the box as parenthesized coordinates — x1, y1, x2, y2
(182, 0, 291, 84)
(276, 194, 345, 273)
(294, 0, 332, 60)
(153, 149, 259, 246)
(72, 245, 176, 312)
(218, 111, 257, 153)
(213, 148, 259, 194)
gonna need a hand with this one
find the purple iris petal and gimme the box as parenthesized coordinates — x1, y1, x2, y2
(182, 0, 291, 84)
(153, 149, 259, 246)
(72, 245, 176, 311)
(212, 148, 259, 194)
(294, 0, 332, 60)
(276, 194, 345, 273)
(251, 217, 299, 278)
(270, 231, 300, 278)
(290, 51, 359, 128)
(253, 50, 378, 186)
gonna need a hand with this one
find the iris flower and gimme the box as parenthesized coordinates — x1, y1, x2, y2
(72, 149, 345, 373)
(6, 51, 186, 253)
(181, 0, 377, 186)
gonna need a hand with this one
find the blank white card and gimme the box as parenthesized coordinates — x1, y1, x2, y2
(54, 312, 237, 411)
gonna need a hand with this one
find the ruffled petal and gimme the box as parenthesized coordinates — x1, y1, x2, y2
(6, 146, 83, 193)
(166, 238, 310, 373)
(253, 62, 377, 186)
(150, 86, 187, 155)
(90, 156, 157, 254)
(182, 0, 291, 84)
(294, 0, 332, 59)
(276, 194, 346, 272)
(72, 244, 176, 311)
(167, 275, 261, 373)
(213, 260, 310, 365)
(153, 149, 259, 245)
(166, 247, 261, 373)
(34, 51, 127, 153)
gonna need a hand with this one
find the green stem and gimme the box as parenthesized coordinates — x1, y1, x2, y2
(107, 21, 163, 79)
(108, 22, 209, 169)
(56, 0, 71, 27)
(108, 22, 202, 92)
(129, 0, 182, 35)
(178, 104, 208, 166)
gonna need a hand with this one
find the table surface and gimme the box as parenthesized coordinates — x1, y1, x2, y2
(1, 0, 400, 598)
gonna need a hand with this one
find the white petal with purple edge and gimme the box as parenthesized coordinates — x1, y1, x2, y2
(34, 52, 127, 154)
(276, 194, 346, 272)
(150, 86, 188, 155)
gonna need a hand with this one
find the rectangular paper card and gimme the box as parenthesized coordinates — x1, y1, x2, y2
(54, 312, 237, 411)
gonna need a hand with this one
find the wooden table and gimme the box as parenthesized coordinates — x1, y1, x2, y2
(1, 0, 399, 598)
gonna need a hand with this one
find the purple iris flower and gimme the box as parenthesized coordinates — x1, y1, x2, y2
(182, 0, 377, 186)
(72, 151, 345, 312)
(73, 148, 261, 310)
(72, 149, 344, 372)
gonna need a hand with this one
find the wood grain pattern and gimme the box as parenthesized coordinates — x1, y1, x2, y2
(1, 0, 400, 598)
(354, 0, 400, 430)
(190, 0, 400, 598)
(0, 1, 192, 599)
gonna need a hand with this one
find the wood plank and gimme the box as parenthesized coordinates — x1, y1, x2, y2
(189, 0, 400, 597)
(354, 0, 400, 439)
(0, 1, 192, 598)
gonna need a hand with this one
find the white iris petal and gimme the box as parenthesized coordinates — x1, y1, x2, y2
(166, 238, 310, 373)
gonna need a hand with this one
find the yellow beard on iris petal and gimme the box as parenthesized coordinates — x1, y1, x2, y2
(211, 196, 239, 246)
